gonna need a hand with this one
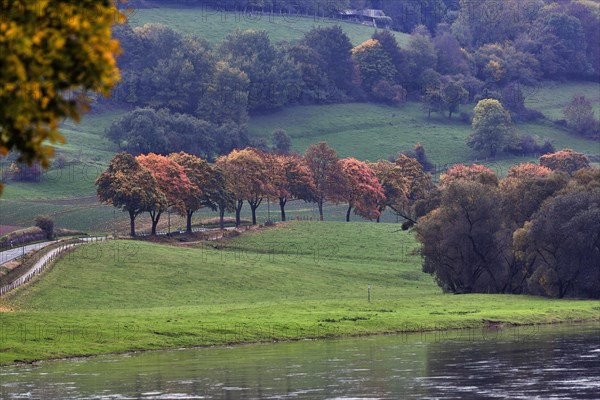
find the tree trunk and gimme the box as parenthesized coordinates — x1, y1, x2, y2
(248, 198, 262, 225)
(251, 205, 258, 225)
(279, 197, 287, 222)
(235, 200, 243, 227)
(318, 200, 324, 221)
(150, 211, 162, 235)
(129, 210, 136, 237)
(186, 209, 193, 233)
(219, 206, 225, 230)
(376, 215, 380, 223)
(346, 205, 352, 222)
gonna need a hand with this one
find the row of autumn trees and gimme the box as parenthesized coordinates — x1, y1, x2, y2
(96, 142, 432, 236)
(96, 143, 598, 299)
(417, 150, 599, 299)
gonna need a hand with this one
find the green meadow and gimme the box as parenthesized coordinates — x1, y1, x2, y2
(129, 8, 411, 46)
(0, 222, 598, 365)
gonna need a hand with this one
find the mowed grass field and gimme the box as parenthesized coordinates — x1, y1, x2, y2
(1, 222, 598, 365)
(129, 7, 411, 46)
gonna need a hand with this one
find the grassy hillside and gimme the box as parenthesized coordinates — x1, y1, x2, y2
(3, 82, 599, 232)
(530, 80, 600, 120)
(130, 7, 410, 46)
(1, 222, 598, 365)
(248, 99, 599, 166)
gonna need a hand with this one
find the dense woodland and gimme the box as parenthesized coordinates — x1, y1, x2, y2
(105, 0, 599, 159)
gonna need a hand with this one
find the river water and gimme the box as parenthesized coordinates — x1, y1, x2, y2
(1, 323, 598, 399)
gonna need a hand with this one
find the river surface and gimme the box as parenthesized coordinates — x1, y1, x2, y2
(1, 323, 599, 399)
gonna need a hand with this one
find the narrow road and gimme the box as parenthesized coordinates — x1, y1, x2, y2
(0, 241, 57, 266)
(0, 237, 106, 266)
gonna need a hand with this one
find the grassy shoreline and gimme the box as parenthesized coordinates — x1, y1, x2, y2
(2, 316, 599, 368)
(1, 222, 599, 366)
(1, 305, 598, 367)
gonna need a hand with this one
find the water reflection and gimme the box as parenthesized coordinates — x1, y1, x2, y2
(0, 323, 598, 399)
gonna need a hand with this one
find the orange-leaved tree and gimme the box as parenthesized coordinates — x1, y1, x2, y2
(263, 153, 315, 222)
(96, 153, 164, 237)
(440, 164, 499, 187)
(539, 149, 590, 175)
(339, 158, 385, 222)
(0, 0, 124, 195)
(371, 155, 433, 224)
(136, 153, 195, 235)
(304, 142, 345, 221)
(216, 148, 273, 226)
(506, 162, 552, 179)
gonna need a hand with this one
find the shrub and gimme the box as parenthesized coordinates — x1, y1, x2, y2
(35, 215, 54, 240)
(9, 162, 42, 182)
(520, 108, 544, 122)
(371, 80, 407, 104)
(504, 133, 555, 156)
(459, 111, 472, 124)
(272, 129, 292, 154)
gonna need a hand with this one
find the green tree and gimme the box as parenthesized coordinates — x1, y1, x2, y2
(272, 130, 292, 154)
(564, 94, 598, 138)
(0, 0, 124, 195)
(421, 86, 444, 119)
(405, 27, 438, 87)
(440, 76, 468, 119)
(106, 108, 226, 159)
(467, 99, 512, 157)
(196, 61, 249, 125)
(417, 180, 508, 294)
(302, 26, 354, 93)
(372, 30, 407, 83)
(529, 11, 591, 77)
(515, 189, 600, 298)
(220, 29, 285, 112)
(352, 39, 397, 92)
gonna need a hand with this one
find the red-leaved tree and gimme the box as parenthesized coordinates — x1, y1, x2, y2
(339, 158, 385, 222)
(304, 142, 345, 221)
(440, 164, 499, 187)
(539, 149, 590, 175)
(136, 153, 195, 235)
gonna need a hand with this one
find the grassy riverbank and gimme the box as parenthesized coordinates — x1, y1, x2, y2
(1, 222, 599, 365)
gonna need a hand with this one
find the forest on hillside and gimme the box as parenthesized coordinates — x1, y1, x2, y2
(104, 0, 599, 159)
